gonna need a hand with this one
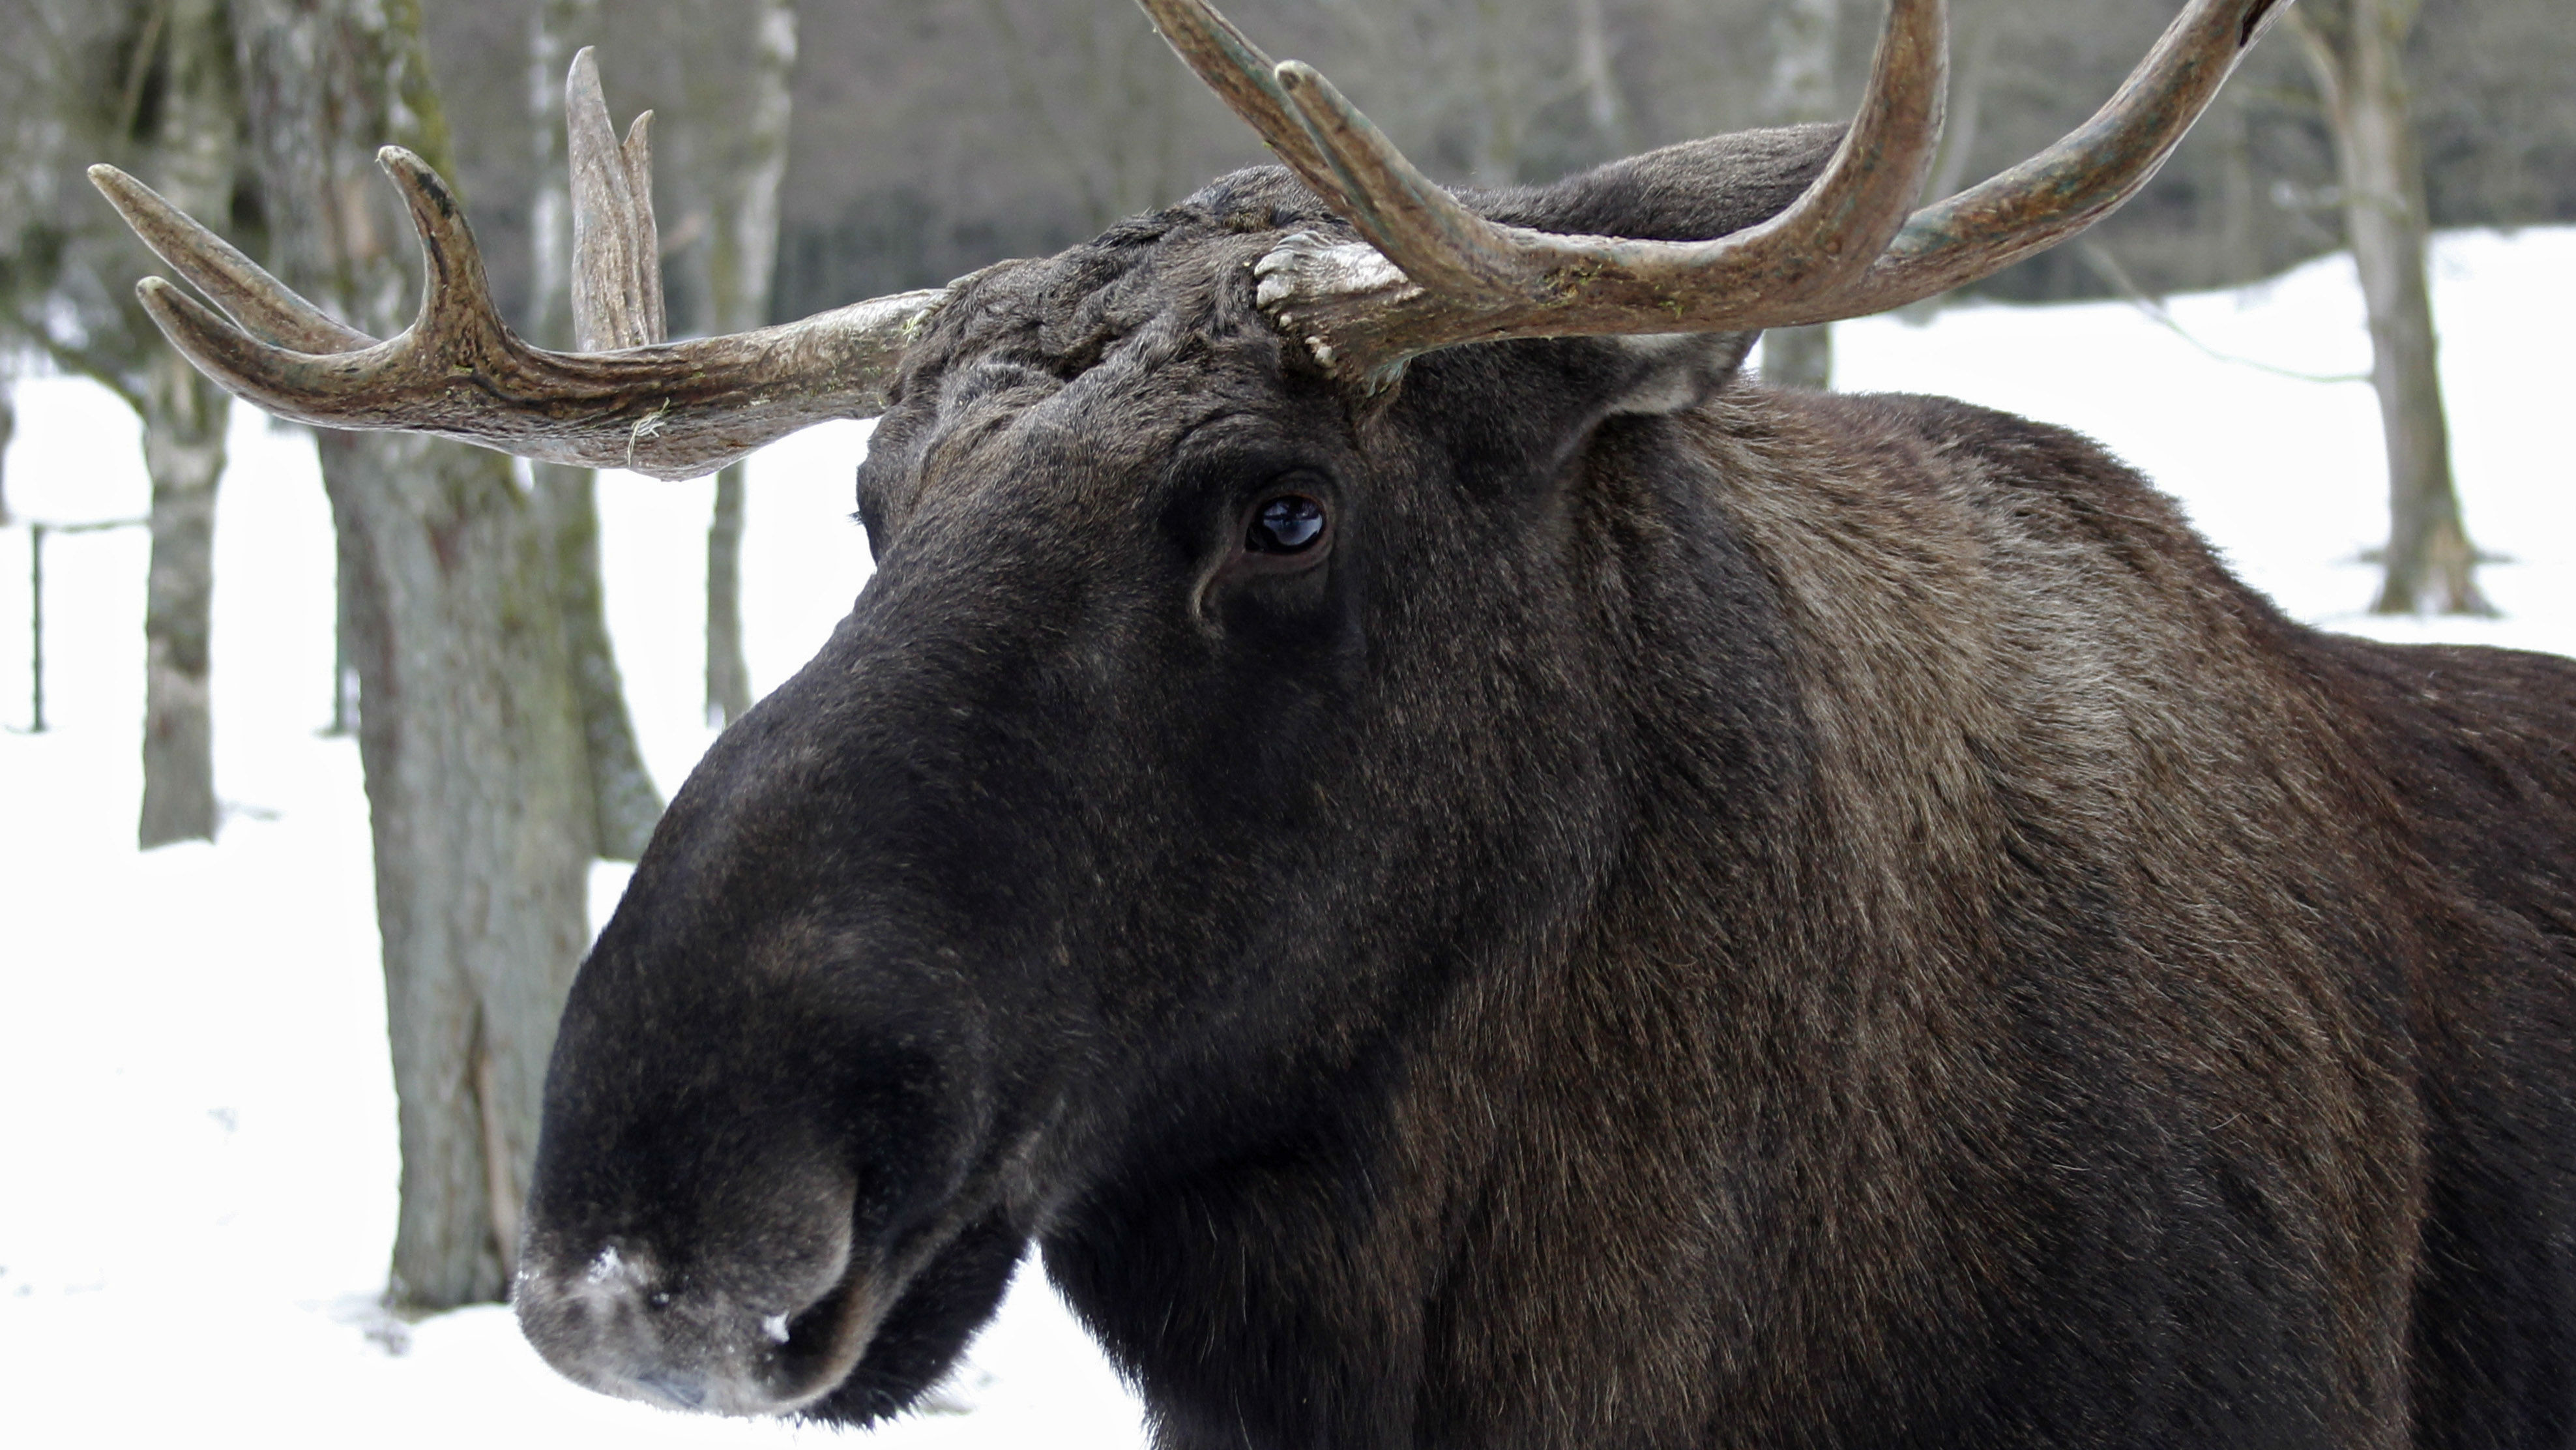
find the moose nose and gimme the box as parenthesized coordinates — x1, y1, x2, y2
(514, 1235, 868, 1419)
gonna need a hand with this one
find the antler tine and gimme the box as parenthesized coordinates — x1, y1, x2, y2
(1229, 0, 2285, 385)
(1265, 64, 1521, 303)
(99, 138, 948, 481)
(1269, 0, 1941, 313)
(120, 143, 518, 430)
(89, 164, 375, 355)
(1133, 0, 1356, 216)
(117, 143, 542, 436)
(374, 145, 518, 353)
(1819, 0, 2295, 319)
(566, 48, 667, 351)
(131, 275, 408, 424)
(1210, 0, 1948, 381)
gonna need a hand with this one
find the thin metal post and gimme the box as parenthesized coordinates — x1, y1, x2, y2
(28, 522, 46, 733)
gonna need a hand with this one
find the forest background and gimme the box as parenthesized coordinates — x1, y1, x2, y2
(444, 0, 2576, 326)
(14, 0, 2571, 359)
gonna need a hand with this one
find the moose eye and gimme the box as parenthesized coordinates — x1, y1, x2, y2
(1248, 495, 1327, 554)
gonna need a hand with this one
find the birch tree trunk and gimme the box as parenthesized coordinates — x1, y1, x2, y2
(235, 0, 594, 1310)
(136, 0, 237, 848)
(529, 0, 664, 857)
(2291, 0, 2487, 615)
(1759, 0, 1838, 391)
(701, 0, 798, 727)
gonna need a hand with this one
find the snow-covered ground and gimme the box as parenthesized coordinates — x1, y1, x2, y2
(1, 227, 2569, 1445)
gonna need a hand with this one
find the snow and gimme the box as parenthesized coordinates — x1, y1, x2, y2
(2, 226, 2569, 1444)
(588, 1245, 636, 1286)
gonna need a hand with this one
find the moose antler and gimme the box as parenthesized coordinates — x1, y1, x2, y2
(89, 54, 944, 481)
(564, 48, 667, 352)
(1141, 0, 2296, 385)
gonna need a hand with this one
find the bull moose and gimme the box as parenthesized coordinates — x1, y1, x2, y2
(93, 0, 2576, 1445)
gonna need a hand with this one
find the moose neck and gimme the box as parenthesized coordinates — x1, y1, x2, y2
(1038, 387, 2053, 1447)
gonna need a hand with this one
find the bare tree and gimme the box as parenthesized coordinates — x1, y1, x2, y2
(529, 0, 664, 855)
(1758, 0, 1839, 389)
(0, 374, 14, 527)
(0, 0, 237, 844)
(134, 0, 236, 847)
(1572, 0, 1628, 154)
(2288, 0, 2487, 615)
(228, 0, 593, 1310)
(699, 0, 797, 726)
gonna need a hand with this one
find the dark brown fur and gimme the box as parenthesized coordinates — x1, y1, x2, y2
(514, 132, 2576, 1448)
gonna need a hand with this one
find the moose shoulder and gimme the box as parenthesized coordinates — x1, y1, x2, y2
(95, 1, 2576, 1446)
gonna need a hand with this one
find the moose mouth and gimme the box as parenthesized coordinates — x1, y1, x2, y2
(789, 1206, 1033, 1424)
(688, 1256, 893, 1419)
(756, 1266, 883, 1411)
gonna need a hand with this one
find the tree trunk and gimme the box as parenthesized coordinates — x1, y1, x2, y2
(27, 523, 44, 733)
(0, 377, 15, 526)
(2291, 0, 2487, 615)
(538, 474, 662, 857)
(1760, 325, 1835, 392)
(2207, 94, 2260, 288)
(700, 0, 798, 727)
(319, 428, 593, 1308)
(136, 0, 237, 848)
(705, 466, 751, 722)
(529, 0, 663, 858)
(1571, 0, 1628, 155)
(234, 0, 596, 1309)
(1759, 0, 1839, 391)
(326, 587, 357, 735)
(138, 349, 224, 846)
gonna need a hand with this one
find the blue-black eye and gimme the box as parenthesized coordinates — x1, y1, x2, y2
(1248, 495, 1327, 554)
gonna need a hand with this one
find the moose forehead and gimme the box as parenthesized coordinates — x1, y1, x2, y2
(866, 173, 1328, 499)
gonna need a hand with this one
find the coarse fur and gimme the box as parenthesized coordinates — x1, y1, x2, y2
(514, 126, 2576, 1448)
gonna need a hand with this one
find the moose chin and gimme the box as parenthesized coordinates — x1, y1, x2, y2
(96, 1, 2576, 1445)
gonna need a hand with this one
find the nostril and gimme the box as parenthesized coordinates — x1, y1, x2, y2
(768, 1269, 864, 1382)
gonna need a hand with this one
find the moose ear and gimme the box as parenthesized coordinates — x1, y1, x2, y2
(1593, 331, 1762, 417)
(1467, 124, 1845, 418)
(1473, 123, 1848, 258)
